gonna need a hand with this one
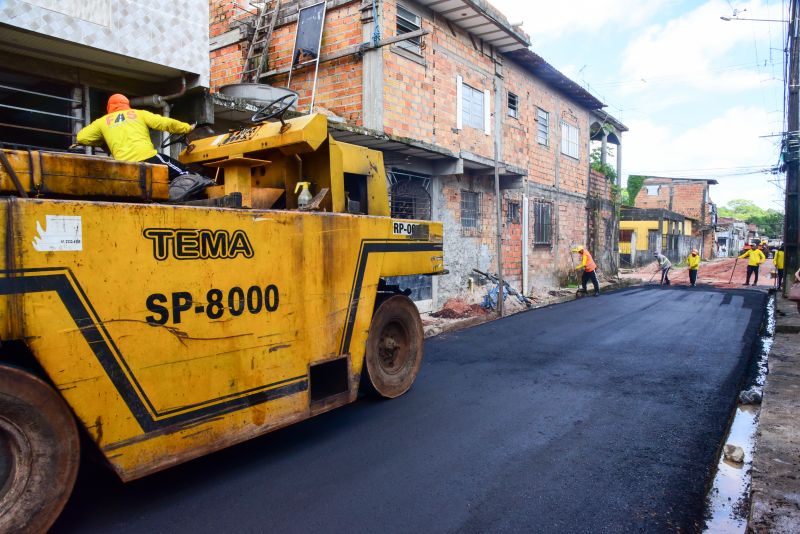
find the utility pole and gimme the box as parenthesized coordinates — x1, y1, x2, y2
(785, 0, 800, 294)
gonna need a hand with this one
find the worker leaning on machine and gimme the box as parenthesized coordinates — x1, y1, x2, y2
(76, 94, 194, 180)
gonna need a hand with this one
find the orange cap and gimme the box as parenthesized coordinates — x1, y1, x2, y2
(107, 94, 130, 114)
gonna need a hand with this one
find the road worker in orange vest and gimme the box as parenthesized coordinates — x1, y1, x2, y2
(572, 245, 600, 296)
(738, 242, 766, 286)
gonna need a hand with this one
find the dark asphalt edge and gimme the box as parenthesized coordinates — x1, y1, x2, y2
(700, 291, 771, 529)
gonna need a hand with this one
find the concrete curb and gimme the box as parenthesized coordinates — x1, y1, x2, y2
(748, 295, 800, 533)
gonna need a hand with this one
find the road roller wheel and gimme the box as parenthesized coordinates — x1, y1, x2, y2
(364, 295, 424, 398)
(0, 365, 80, 534)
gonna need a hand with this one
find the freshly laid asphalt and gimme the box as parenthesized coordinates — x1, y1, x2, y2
(52, 286, 767, 533)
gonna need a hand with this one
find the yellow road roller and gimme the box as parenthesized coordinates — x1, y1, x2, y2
(0, 102, 444, 532)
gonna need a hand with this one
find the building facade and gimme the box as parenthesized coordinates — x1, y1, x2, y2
(209, 0, 622, 309)
(619, 207, 699, 266)
(715, 217, 747, 257)
(633, 176, 718, 260)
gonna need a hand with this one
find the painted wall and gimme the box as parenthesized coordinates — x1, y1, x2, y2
(620, 219, 693, 251)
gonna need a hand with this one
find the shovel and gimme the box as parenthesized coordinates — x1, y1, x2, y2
(728, 257, 739, 284)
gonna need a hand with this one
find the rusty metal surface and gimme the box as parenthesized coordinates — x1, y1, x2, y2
(0, 201, 442, 481)
(0, 150, 169, 200)
(0, 112, 444, 486)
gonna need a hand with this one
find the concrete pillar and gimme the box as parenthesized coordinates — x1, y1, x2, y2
(361, 2, 384, 130)
(616, 141, 622, 187)
(600, 133, 608, 166)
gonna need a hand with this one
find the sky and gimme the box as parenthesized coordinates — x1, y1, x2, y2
(490, 0, 788, 211)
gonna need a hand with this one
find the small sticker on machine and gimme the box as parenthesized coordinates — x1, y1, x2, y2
(32, 215, 83, 252)
(392, 221, 428, 238)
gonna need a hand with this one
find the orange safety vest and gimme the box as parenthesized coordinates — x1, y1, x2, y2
(580, 250, 597, 272)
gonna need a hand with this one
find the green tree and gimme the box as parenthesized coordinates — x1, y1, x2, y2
(590, 148, 617, 183)
(718, 199, 784, 237)
(625, 175, 645, 206)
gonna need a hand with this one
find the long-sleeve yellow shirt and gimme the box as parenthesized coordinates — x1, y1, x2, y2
(687, 254, 700, 270)
(774, 250, 784, 269)
(738, 248, 765, 267)
(77, 109, 192, 162)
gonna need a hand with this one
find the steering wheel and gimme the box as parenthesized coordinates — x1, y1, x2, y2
(250, 94, 297, 123)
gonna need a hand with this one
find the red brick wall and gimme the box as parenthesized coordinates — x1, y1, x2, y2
(267, 2, 364, 122)
(634, 178, 710, 225)
(209, 0, 251, 92)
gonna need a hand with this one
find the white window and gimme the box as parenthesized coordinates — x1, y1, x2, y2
(456, 76, 490, 134)
(462, 83, 484, 130)
(396, 5, 421, 54)
(560, 121, 579, 159)
(645, 185, 660, 196)
(536, 108, 549, 146)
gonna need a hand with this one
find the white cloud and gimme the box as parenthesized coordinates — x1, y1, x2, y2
(489, 0, 669, 40)
(619, 0, 785, 95)
(624, 106, 784, 210)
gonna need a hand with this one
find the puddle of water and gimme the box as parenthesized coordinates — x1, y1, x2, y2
(704, 295, 775, 533)
(704, 405, 759, 533)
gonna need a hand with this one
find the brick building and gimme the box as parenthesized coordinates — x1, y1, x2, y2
(633, 177, 718, 260)
(208, 0, 624, 310)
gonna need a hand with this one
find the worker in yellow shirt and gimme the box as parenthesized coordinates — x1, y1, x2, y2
(738, 242, 766, 286)
(686, 249, 700, 287)
(774, 244, 785, 290)
(76, 94, 194, 180)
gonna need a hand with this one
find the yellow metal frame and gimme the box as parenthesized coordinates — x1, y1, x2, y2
(0, 114, 443, 480)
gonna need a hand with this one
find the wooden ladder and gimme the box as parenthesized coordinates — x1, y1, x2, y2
(241, 0, 282, 83)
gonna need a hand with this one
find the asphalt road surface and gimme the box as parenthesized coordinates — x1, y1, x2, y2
(52, 286, 767, 533)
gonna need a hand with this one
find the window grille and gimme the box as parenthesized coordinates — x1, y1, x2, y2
(507, 200, 520, 224)
(461, 190, 481, 234)
(533, 201, 552, 244)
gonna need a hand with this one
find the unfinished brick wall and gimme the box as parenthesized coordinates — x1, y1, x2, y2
(436, 175, 499, 303)
(380, 1, 434, 139)
(209, 0, 252, 91)
(266, 2, 364, 122)
(634, 178, 710, 225)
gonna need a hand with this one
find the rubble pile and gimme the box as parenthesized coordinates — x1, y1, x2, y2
(431, 298, 487, 319)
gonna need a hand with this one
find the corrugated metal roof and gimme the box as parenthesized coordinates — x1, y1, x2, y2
(415, 0, 530, 52)
(416, 1, 605, 109)
(506, 49, 605, 110)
